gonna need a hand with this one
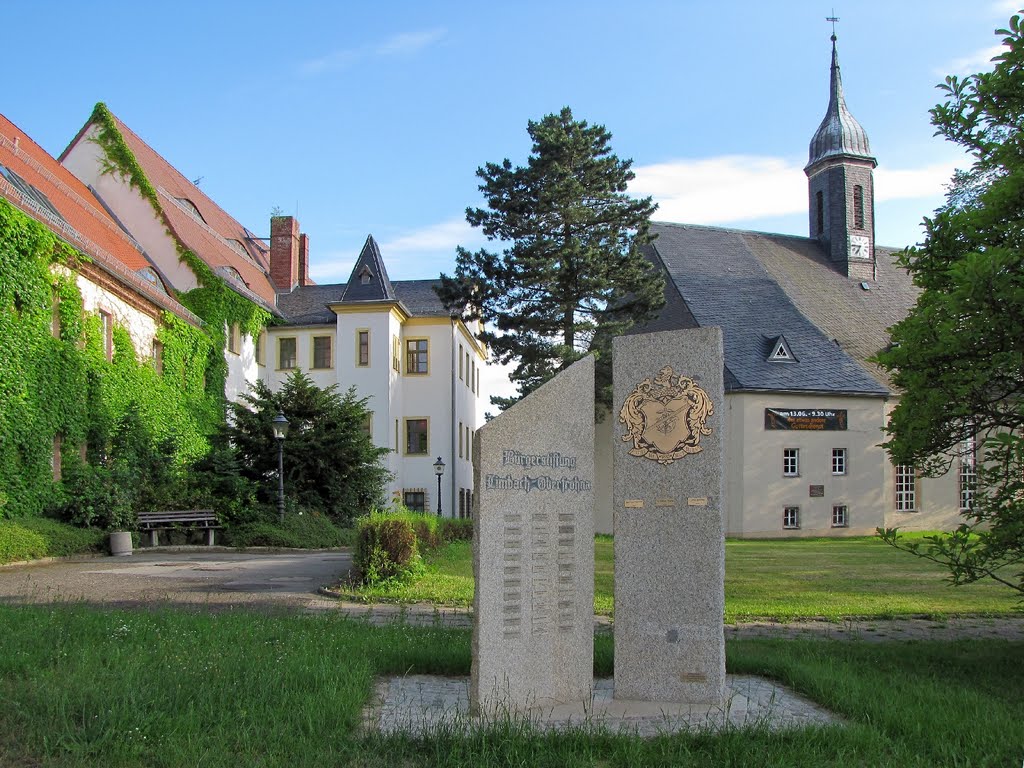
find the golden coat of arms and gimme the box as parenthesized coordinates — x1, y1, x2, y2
(619, 366, 714, 465)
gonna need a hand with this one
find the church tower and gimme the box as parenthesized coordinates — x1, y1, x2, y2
(805, 33, 877, 281)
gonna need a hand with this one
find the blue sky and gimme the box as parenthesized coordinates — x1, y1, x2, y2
(5, 1, 1015, 291)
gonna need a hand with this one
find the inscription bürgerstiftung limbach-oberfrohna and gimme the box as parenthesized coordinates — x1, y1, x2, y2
(484, 450, 593, 494)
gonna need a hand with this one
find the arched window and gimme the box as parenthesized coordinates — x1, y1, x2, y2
(815, 190, 824, 235)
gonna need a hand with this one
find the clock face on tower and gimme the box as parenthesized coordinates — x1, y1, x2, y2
(849, 235, 870, 260)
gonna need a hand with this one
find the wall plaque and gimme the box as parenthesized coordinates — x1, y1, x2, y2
(809, 485, 825, 498)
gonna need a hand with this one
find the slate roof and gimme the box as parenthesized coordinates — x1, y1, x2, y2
(339, 235, 397, 303)
(0, 112, 200, 325)
(640, 221, 908, 396)
(63, 109, 278, 311)
(275, 278, 449, 326)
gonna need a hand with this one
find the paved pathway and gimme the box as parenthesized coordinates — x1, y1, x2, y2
(1, 550, 1021, 641)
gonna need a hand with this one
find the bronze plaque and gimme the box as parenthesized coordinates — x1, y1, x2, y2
(619, 366, 714, 465)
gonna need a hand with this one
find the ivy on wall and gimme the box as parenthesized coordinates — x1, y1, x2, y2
(0, 199, 217, 518)
(87, 102, 271, 407)
(178, 252, 271, 404)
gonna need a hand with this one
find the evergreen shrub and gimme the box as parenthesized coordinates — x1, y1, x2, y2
(228, 507, 352, 549)
(440, 518, 473, 542)
(0, 518, 106, 563)
(353, 514, 419, 585)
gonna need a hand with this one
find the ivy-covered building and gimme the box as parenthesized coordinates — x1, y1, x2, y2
(0, 112, 215, 516)
(58, 105, 483, 518)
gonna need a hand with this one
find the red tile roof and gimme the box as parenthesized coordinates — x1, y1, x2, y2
(0, 113, 201, 325)
(103, 114, 278, 308)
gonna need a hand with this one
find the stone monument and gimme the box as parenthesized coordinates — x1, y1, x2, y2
(471, 355, 595, 715)
(612, 328, 726, 703)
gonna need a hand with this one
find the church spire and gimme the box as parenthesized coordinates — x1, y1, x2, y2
(806, 33, 875, 172)
(804, 30, 878, 280)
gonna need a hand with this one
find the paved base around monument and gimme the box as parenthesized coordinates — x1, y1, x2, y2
(364, 675, 840, 737)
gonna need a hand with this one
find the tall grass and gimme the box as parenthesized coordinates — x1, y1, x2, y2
(0, 605, 1020, 767)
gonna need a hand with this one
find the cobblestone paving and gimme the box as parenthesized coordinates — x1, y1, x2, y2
(365, 674, 841, 737)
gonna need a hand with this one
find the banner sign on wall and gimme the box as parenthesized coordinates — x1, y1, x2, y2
(764, 409, 847, 431)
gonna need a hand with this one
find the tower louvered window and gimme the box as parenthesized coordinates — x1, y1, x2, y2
(853, 185, 864, 229)
(816, 191, 824, 235)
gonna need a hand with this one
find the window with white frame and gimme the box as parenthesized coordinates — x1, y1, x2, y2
(832, 448, 847, 475)
(831, 504, 848, 527)
(783, 448, 799, 477)
(959, 436, 977, 511)
(895, 464, 917, 511)
(783, 506, 800, 529)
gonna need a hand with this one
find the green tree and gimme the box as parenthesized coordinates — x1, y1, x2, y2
(437, 107, 664, 409)
(222, 371, 390, 525)
(876, 13, 1024, 596)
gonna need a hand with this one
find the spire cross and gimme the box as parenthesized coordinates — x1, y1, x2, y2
(826, 12, 839, 40)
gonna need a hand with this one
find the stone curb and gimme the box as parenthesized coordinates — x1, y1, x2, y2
(308, 595, 1024, 641)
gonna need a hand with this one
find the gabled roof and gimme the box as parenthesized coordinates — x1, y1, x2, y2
(640, 222, 893, 396)
(0, 112, 200, 326)
(62, 106, 278, 310)
(339, 235, 397, 303)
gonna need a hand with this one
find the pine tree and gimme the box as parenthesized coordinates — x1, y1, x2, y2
(437, 107, 664, 409)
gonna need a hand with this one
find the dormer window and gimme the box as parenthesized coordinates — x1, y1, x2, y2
(137, 267, 168, 294)
(175, 197, 206, 223)
(216, 266, 244, 284)
(359, 265, 373, 285)
(768, 335, 797, 363)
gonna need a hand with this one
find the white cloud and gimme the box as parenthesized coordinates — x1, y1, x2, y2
(300, 27, 446, 76)
(631, 156, 807, 224)
(939, 43, 1007, 75)
(376, 28, 446, 56)
(381, 216, 484, 254)
(990, 0, 1021, 17)
(630, 155, 957, 226)
(875, 163, 958, 201)
(300, 49, 359, 76)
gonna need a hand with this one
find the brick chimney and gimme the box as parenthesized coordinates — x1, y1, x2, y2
(298, 233, 311, 287)
(270, 216, 299, 293)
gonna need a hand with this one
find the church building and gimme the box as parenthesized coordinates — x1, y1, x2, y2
(596, 35, 968, 537)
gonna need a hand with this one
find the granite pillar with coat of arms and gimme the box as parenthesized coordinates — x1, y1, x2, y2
(612, 327, 726, 704)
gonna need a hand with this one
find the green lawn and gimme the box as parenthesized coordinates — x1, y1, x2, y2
(0, 605, 1021, 767)
(347, 534, 1021, 621)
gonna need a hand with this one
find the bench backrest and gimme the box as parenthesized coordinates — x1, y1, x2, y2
(138, 510, 218, 525)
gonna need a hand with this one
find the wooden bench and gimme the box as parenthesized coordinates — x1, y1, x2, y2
(137, 510, 220, 547)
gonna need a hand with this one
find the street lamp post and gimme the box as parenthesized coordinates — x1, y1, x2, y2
(272, 411, 290, 523)
(433, 456, 446, 516)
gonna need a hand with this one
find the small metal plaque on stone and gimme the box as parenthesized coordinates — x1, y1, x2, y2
(680, 672, 707, 683)
(655, 498, 676, 508)
(809, 485, 825, 498)
(687, 497, 708, 507)
(624, 499, 645, 509)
